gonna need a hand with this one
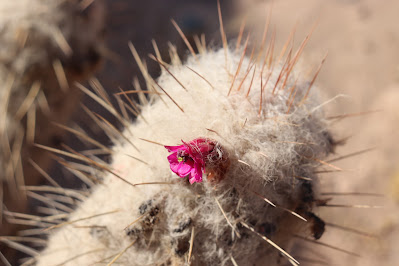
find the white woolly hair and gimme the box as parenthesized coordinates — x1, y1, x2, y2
(36, 44, 333, 266)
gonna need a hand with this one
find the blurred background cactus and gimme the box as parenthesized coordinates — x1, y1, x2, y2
(0, 0, 106, 261)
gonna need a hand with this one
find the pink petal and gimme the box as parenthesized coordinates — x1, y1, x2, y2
(177, 162, 193, 176)
(165, 144, 186, 153)
(198, 142, 214, 154)
(166, 138, 215, 184)
(170, 160, 194, 177)
(170, 161, 182, 174)
(183, 139, 214, 163)
(167, 153, 179, 164)
(189, 164, 203, 184)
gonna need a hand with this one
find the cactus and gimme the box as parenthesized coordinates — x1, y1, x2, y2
(0, 0, 105, 227)
(0, 0, 106, 262)
(0, 0, 106, 184)
(28, 13, 338, 263)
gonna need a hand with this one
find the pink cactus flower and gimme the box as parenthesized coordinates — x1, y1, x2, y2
(165, 138, 216, 184)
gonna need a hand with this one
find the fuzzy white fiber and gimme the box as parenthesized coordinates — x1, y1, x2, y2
(36, 46, 333, 266)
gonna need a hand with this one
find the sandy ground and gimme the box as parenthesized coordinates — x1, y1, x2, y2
(234, 0, 399, 265)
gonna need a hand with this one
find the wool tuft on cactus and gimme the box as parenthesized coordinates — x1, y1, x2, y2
(30, 23, 339, 264)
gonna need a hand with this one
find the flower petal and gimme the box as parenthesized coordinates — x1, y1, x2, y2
(166, 138, 219, 184)
(177, 161, 193, 176)
(165, 144, 186, 153)
(169, 161, 181, 173)
(167, 152, 179, 164)
(189, 164, 203, 184)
